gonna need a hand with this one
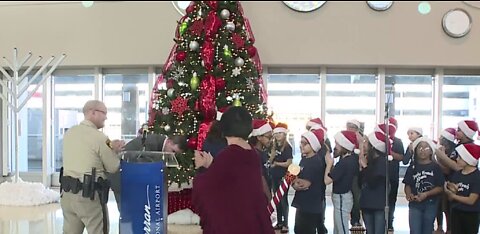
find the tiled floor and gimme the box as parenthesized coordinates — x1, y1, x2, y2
(0, 190, 442, 234)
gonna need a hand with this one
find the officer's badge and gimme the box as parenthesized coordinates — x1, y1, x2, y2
(106, 139, 112, 149)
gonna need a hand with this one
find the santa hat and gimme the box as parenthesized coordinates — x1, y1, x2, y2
(440, 128, 456, 143)
(456, 143, 480, 166)
(368, 131, 389, 153)
(389, 117, 398, 127)
(346, 119, 361, 129)
(307, 118, 328, 132)
(458, 120, 479, 140)
(302, 129, 325, 152)
(334, 130, 360, 154)
(251, 119, 272, 136)
(375, 123, 397, 139)
(412, 136, 437, 156)
(408, 127, 423, 136)
(273, 122, 289, 134)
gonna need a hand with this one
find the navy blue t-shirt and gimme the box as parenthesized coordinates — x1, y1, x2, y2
(449, 169, 480, 212)
(389, 137, 404, 181)
(255, 148, 272, 189)
(202, 138, 228, 158)
(270, 143, 293, 179)
(292, 154, 326, 214)
(330, 154, 359, 194)
(360, 156, 387, 210)
(402, 162, 444, 206)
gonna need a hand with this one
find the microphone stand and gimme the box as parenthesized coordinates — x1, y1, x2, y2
(384, 82, 394, 234)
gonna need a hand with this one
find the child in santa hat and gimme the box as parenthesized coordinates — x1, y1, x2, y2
(403, 127, 423, 165)
(402, 137, 444, 234)
(324, 130, 360, 234)
(270, 122, 293, 233)
(292, 129, 327, 234)
(444, 143, 480, 234)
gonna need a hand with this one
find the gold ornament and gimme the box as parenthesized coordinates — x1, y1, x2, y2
(233, 98, 242, 107)
(180, 21, 188, 35)
(190, 72, 200, 90)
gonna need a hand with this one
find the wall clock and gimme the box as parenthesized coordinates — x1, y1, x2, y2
(283, 1, 327, 12)
(442, 8, 472, 38)
(366, 1, 393, 11)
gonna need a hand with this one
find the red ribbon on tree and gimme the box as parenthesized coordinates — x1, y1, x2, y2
(204, 11, 221, 41)
(199, 74, 216, 121)
(205, 1, 218, 10)
(197, 74, 216, 150)
(201, 41, 214, 71)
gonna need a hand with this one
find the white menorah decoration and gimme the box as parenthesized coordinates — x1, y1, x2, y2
(0, 48, 66, 183)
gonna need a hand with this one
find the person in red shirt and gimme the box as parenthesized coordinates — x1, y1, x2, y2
(192, 107, 274, 234)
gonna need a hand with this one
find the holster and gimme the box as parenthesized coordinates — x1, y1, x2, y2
(60, 176, 82, 194)
(96, 177, 110, 205)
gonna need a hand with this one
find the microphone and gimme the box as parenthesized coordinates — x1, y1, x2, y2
(141, 124, 149, 151)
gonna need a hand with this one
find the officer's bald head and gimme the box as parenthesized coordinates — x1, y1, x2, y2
(83, 100, 105, 115)
(83, 100, 108, 129)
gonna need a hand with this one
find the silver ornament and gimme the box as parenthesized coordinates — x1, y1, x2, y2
(234, 57, 244, 67)
(220, 9, 230, 19)
(226, 22, 235, 32)
(167, 88, 175, 97)
(189, 41, 199, 51)
(164, 124, 171, 132)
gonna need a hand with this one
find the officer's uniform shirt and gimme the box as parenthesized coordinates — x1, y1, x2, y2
(63, 120, 120, 181)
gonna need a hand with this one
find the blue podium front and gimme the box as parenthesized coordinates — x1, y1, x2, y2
(120, 151, 177, 234)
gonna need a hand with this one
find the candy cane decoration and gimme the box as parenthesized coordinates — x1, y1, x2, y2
(267, 164, 301, 214)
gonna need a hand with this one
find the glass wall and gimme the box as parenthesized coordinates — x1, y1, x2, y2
(385, 75, 434, 146)
(17, 74, 44, 171)
(53, 72, 95, 171)
(2, 67, 480, 183)
(442, 75, 480, 144)
(267, 73, 321, 163)
(103, 70, 149, 142)
(325, 73, 376, 139)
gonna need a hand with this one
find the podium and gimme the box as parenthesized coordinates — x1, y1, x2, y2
(119, 151, 178, 234)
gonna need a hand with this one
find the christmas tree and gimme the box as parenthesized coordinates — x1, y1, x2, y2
(148, 1, 268, 186)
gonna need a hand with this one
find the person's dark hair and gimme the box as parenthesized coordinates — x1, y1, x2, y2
(366, 142, 386, 166)
(413, 141, 433, 170)
(248, 136, 259, 146)
(170, 135, 187, 151)
(206, 121, 224, 143)
(439, 137, 456, 156)
(220, 106, 253, 140)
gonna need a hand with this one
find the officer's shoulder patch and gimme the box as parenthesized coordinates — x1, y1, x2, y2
(106, 139, 112, 149)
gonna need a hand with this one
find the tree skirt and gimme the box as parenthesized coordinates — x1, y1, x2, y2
(0, 177, 60, 206)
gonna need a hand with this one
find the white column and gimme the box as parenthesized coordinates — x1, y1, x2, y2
(320, 66, 326, 122)
(433, 68, 444, 138)
(376, 67, 386, 123)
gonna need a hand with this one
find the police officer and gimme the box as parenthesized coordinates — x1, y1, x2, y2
(61, 100, 125, 234)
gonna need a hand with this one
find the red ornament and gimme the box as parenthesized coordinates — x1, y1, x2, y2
(187, 137, 198, 150)
(246, 46, 257, 57)
(205, 1, 218, 10)
(176, 51, 187, 62)
(189, 20, 204, 36)
(217, 63, 224, 70)
(166, 79, 175, 89)
(215, 78, 226, 91)
(232, 33, 245, 49)
(170, 96, 189, 116)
